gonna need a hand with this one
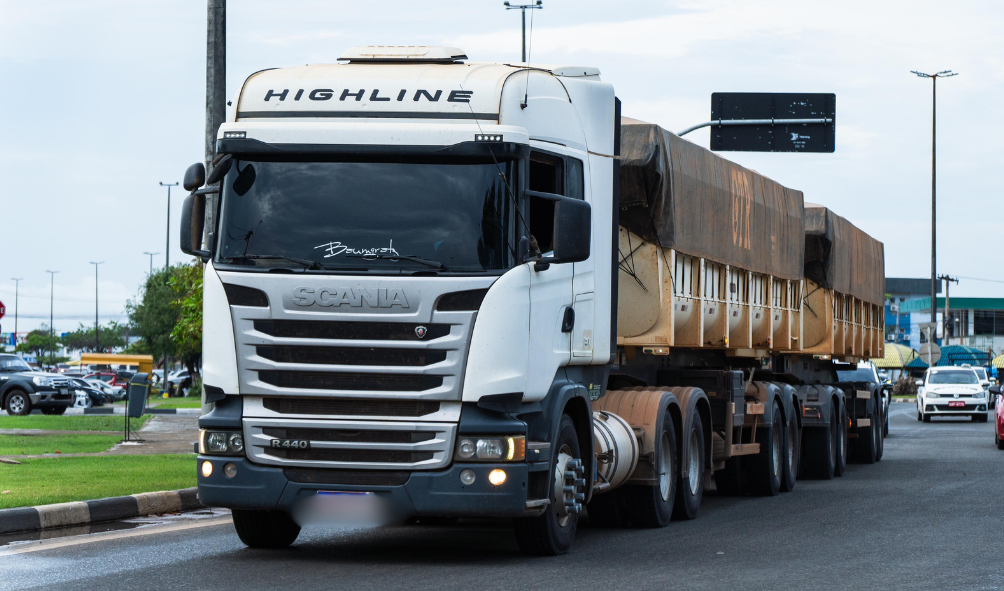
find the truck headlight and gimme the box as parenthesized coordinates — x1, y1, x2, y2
(32, 376, 52, 387)
(199, 429, 245, 456)
(455, 435, 525, 462)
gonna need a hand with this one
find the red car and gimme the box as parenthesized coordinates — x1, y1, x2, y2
(84, 372, 130, 388)
(993, 384, 1004, 449)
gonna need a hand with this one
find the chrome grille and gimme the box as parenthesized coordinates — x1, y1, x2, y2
(244, 417, 456, 470)
(49, 378, 70, 388)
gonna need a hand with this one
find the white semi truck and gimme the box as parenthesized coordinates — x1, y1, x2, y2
(182, 46, 887, 555)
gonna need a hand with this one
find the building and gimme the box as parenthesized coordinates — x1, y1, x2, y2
(899, 296, 1004, 355)
(885, 277, 940, 347)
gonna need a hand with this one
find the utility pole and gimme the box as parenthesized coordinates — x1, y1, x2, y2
(911, 69, 957, 344)
(205, 0, 226, 250)
(938, 274, 958, 345)
(143, 252, 159, 276)
(11, 278, 22, 344)
(504, 1, 542, 62)
(45, 270, 58, 368)
(158, 182, 178, 388)
(90, 262, 103, 352)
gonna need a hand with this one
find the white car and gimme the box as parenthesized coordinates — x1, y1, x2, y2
(916, 366, 989, 423)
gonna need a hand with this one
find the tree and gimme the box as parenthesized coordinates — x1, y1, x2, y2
(127, 266, 184, 367)
(61, 322, 126, 353)
(170, 262, 203, 378)
(15, 325, 61, 365)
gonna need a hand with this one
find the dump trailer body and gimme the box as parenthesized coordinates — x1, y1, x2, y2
(800, 203, 885, 361)
(616, 118, 804, 355)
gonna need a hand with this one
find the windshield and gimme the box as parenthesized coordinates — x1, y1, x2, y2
(928, 370, 979, 385)
(0, 355, 31, 372)
(973, 368, 988, 381)
(216, 158, 518, 274)
(836, 368, 877, 382)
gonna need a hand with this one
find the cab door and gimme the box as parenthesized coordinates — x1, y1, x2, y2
(526, 149, 574, 401)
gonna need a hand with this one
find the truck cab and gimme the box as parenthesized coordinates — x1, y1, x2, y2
(186, 46, 617, 554)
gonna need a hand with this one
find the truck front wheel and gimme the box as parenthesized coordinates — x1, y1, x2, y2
(4, 390, 32, 416)
(513, 414, 581, 555)
(232, 509, 300, 548)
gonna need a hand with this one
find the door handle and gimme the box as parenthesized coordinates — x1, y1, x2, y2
(561, 307, 575, 333)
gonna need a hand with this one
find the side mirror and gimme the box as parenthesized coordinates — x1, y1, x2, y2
(183, 162, 206, 191)
(206, 155, 232, 185)
(537, 198, 590, 269)
(180, 193, 210, 258)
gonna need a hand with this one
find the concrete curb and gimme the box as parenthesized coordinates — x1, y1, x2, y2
(35, 407, 202, 416)
(0, 488, 203, 535)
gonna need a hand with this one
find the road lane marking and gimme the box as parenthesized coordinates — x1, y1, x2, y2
(0, 516, 232, 557)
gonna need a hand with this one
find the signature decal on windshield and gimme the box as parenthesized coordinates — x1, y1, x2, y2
(314, 240, 400, 258)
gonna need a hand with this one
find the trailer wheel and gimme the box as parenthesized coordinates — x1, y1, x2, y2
(672, 413, 704, 520)
(834, 400, 848, 476)
(855, 406, 878, 464)
(619, 410, 677, 527)
(513, 414, 581, 555)
(746, 400, 783, 496)
(780, 407, 799, 492)
(231, 509, 300, 548)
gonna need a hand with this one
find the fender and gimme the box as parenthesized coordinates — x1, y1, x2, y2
(772, 382, 799, 431)
(0, 378, 36, 405)
(524, 377, 594, 500)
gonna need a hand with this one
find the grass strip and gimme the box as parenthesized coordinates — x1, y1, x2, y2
(152, 398, 202, 410)
(0, 434, 122, 456)
(0, 415, 150, 432)
(0, 454, 196, 509)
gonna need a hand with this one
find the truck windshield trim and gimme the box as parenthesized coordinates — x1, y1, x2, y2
(215, 156, 520, 275)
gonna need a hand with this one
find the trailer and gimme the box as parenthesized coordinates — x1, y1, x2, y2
(180, 46, 886, 555)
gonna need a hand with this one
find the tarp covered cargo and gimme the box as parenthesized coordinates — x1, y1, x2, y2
(803, 204, 885, 305)
(618, 118, 805, 280)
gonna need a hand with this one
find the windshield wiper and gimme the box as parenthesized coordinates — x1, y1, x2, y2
(347, 254, 449, 271)
(224, 254, 323, 270)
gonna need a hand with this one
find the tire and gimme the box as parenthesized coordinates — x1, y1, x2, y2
(834, 400, 848, 477)
(231, 509, 300, 548)
(40, 406, 67, 415)
(5, 390, 32, 416)
(513, 414, 582, 555)
(746, 401, 783, 496)
(917, 408, 923, 422)
(620, 409, 678, 527)
(923, 414, 932, 423)
(973, 413, 988, 423)
(801, 401, 836, 480)
(780, 405, 799, 492)
(875, 404, 885, 462)
(996, 424, 1004, 451)
(856, 406, 878, 464)
(883, 397, 890, 437)
(672, 413, 704, 520)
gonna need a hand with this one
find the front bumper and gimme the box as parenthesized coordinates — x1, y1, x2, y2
(921, 398, 987, 415)
(197, 455, 530, 518)
(28, 388, 73, 407)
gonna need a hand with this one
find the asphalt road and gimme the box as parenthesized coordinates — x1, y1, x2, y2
(3, 403, 1003, 591)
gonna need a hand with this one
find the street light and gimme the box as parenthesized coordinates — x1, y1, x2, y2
(911, 69, 957, 343)
(158, 182, 178, 387)
(90, 261, 104, 352)
(504, 1, 542, 62)
(10, 278, 22, 345)
(143, 252, 160, 276)
(45, 270, 58, 368)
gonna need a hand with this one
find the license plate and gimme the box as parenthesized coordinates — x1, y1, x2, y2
(948, 401, 965, 408)
(270, 438, 310, 449)
(59, 388, 68, 395)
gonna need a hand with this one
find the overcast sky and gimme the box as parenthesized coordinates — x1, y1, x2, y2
(1, 0, 1001, 334)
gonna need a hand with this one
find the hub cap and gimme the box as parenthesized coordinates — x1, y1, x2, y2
(659, 432, 675, 501)
(686, 429, 700, 496)
(9, 394, 25, 414)
(772, 422, 782, 478)
(553, 447, 584, 527)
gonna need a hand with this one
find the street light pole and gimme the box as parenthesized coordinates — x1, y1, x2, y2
(90, 262, 104, 352)
(11, 278, 22, 345)
(45, 270, 58, 368)
(911, 69, 957, 345)
(143, 252, 160, 276)
(158, 182, 178, 388)
(504, 1, 542, 62)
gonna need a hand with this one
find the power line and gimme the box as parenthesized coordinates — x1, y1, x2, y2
(955, 275, 1004, 285)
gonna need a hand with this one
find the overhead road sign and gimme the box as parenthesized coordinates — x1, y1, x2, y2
(678, 93, 836, 153)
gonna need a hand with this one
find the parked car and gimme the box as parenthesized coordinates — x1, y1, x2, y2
(84, 371, 130, 388)
(87, 378, 126, 401)
(916, 366, 988, 422)
(993, 384, 1004, 450)
(69, 378, 105, 407)
(0, 354, 75, 415)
